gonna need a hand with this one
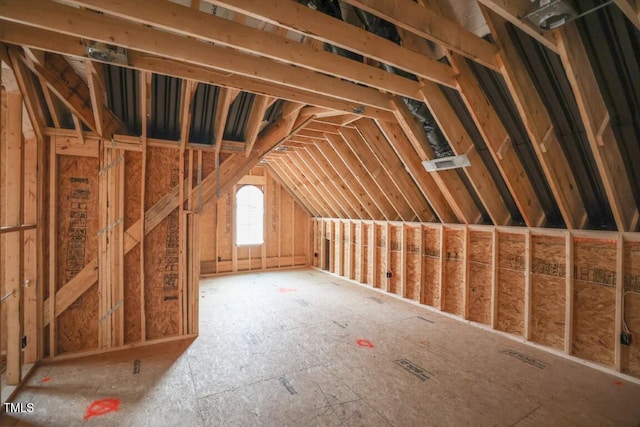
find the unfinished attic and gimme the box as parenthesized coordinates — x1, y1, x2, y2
(1, 0, 640, 424)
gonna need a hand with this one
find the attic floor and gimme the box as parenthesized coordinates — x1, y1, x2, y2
(2, 268, 640, 426)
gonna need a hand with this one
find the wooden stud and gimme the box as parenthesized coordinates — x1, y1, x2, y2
(524, 229, 532, 340)
(555, 24, 638, 232)
(615, 235, 624, 371)
(491, 228, 499, 329)
(369, 223, 376, 288)
(438, 225, 446, 311)
(565, 232, 574, 354)
(401, 224, 407, 298)
(463, 226, 470, 320)
(48, 117, 57, 357)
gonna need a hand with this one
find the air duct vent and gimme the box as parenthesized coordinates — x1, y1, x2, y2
(422, 154, 470, 172)
(85, 42, 128, 65)
(523, 0, 577, 31)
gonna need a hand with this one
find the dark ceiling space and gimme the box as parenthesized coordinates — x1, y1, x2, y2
(508, 23, 615, 230)
(104, 64, 140, 135)
(190, 83, 219, 145)
(466, 58, 565, 228)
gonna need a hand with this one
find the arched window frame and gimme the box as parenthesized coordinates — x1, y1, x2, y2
(235, 184, 264, 246)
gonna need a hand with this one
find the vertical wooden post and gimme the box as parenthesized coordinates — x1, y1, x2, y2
(438, 225, 446, 311)
(564, 232, 574, 354)
(524, 230, 532, 340)
(385, 222, 391, 292)
(139, 70, 150, 342)
(319, 220, 326, 271)
(491, 228, 498, 329)
(5, 91, 24, 384)
(615, 234, 624, 371)
(418, 225, 424, 304)
(401, 224, 407, 298)
(48, 124, 57, 357)
(23, 129, 38, 363)
(369, 222, 376, 287)
(463, 226, 470, 319)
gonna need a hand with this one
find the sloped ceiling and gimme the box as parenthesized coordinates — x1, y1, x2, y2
(0, 0, 638, 231)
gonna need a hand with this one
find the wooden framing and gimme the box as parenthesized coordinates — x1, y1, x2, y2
(555, 24, 638, 232)
(483, 9, 588, 230)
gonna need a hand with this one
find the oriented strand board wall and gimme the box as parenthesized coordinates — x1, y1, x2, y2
(496, 232, 525, 335)
(199, 166, 310, 275)
(468, 230, 492, 325)
(623, 240, 640, 376)
(144, 147, 180, 340)
(123, 151, 143, 344)
(405, 226, 421, 302)
(362, 223, 371, 285)
(443, 228, 465, 317)
(530, 234, 565, 350)
(375, 223, 387, 290)
(56, 155, 100, 353)
(421, 225, 441, 307)
(572, 238, 616, 367)
(389, 225, 402, 295)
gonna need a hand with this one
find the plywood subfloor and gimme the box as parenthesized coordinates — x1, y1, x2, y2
(3, 268, 640, 426)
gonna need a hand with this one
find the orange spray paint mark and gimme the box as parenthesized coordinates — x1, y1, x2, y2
(278, 288, 297, 293)
(356, 339, 374, 348)
(41, 377, 51, 383)
(83, 398, 120, 420)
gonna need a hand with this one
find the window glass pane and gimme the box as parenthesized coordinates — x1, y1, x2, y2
(235, 185, 264, 245)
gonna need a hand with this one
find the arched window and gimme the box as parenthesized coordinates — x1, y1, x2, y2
(235, 185, 264, 245)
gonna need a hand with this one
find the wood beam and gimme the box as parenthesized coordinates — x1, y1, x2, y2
(418, 82, 511, 225)
(376, 119, 455, 224)
(67, 0, 437, 98)
(450, 52, 545, 227)
(312, 139, 384, 220)
(0, 2, 396, 112)
(214, 87, 237, 155)
(354, 118, 436, 223)
(265, 162, 319, 217)
(278, 154, 336, 217)
(325, 132, 397, 220)
(5, 46, 46, 142)
(269, 156, 328, 217)
(555, 24, 638, 231)
(0, 21, 395, 121)
(342, 0, 499, 71)
(483, 9, 587, 229)
(339, 127, 414, 221)
(205, 0, 457, 88)
(245, 95, 271, 157)
(614, 0, 640, 31)
(393, 100, 482, 224)
(305, 144, 370, 219)
(477, 0, 558, 53)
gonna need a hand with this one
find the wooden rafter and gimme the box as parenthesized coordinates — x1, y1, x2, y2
(266, 160, 321, 217)
(0, 21, 394, 121)
(555, 24, 639, 231)
(244, 95, 271, 157)
(393, 100, 482, 224)
(476, 0, 558, 52)
(354, 119, 437, 223)
(0, 1, 396, 113)
(613, 0, 640, 31)
(483, 9, 587, 229)
(205, 0, 456, 88)
(342, 0, 499, 71)
(65, 0, 446, 97)
(311, 139, 384, 220)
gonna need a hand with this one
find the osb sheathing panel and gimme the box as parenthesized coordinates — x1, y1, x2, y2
(295, 194, 309, 258)
(266, 173, 279, 259)
(362, 224, 371, 285)
(123, 151, 142, 344)
(405, 226, 421, 302)
(375, 224, 386, 290)
(573, 239, 616, 367)
(531, 234, 566, 350)
(354, 224, 362, 281)
(280, 195, 294, 258)
(389, 225, 402, 295)
(468, 231, 492, 325)
(144, 147, 180, 340)
(56, 155, 99, 353)
(199, 203, 216, 264)
(497, 232, 525, 335)
(216, 191, 233, 262)
(443, 229, 464, 317)
(623, 241, 640, 376)
(421, 226, 440, 307)
(343, 222, 352, 279)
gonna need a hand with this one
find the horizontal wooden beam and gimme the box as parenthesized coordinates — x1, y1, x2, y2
(206, 0, 457, 88)
(342, 0, 499, 71)
(0, 1, 396, 112)
(0, 20, 394, 121)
